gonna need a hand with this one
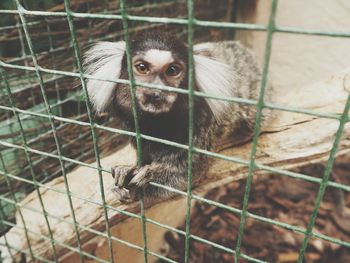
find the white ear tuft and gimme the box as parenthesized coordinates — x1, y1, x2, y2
(83, 41, 126, 113)
(194, 54, 234, 122)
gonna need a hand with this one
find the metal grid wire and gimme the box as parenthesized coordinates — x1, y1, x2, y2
(0, 0, 349, 262)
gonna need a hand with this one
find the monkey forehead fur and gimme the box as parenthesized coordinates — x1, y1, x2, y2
(131, 31, 188, 63)
(83, 32, 264, 125)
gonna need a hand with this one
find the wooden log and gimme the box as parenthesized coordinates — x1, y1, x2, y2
(0, 68, 349, 263)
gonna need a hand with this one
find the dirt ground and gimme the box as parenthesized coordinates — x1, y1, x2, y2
(159, 154, 350, 263)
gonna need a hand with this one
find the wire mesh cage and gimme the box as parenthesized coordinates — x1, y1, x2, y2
(0, 0, 233, 193)
(0, 0, 350, 262)
(0, 0, 236, 202)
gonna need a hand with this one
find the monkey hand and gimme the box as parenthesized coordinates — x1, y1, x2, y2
(112, 159, 188, 203)
(111, 165, 153, 203)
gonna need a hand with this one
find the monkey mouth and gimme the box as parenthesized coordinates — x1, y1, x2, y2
(136, 90, 177, 114)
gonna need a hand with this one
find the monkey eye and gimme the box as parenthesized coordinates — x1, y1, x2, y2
(165, 64, 182, 77)
(135, 62, 150, 74)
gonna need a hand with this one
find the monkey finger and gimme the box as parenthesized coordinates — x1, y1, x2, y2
(112, 166, 135, 188)
(128, 166, 152, 187)
(112, 187, 132, 203)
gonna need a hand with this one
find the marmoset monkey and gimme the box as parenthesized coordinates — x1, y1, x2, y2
(84, 31, 271, 203)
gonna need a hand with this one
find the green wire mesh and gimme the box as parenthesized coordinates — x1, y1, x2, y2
(0, 0, 349, 262)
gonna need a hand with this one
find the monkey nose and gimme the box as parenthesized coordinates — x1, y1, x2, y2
(148, 92, 161, 101)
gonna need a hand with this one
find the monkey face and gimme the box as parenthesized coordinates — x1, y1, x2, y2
(132, 49, 186, 114)
(84, 32, 192, 117)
